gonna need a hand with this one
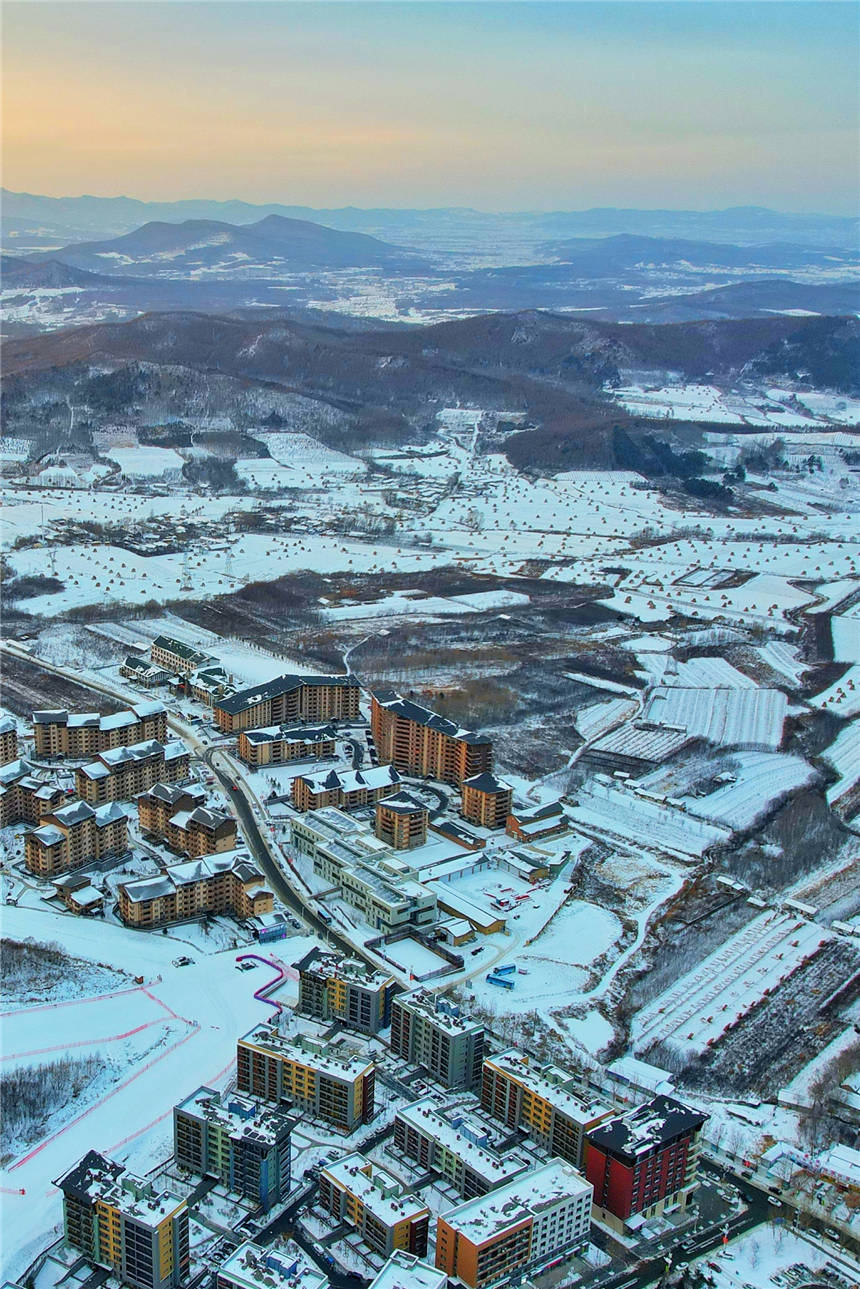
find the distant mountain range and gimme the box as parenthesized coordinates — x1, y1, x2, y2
(543, 233, 857, 273)
(25, 214, 428, 277)
(3, 188, 857, 258)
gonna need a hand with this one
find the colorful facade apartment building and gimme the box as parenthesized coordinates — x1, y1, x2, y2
(374, 792, 429, 849)
(214, 673, 360, 734)
(318, 1154, 431, 1259)
(236, 1025, 375, 1133)
(434, 1160, 593, 1289)
(33, 702, 167, 759)
(460, 773, 513, 831)
(295, 947, 398, 1035)
(118, 853, 272, 927)
(584, 1095, 706, 1231)
(0, 715, 18, 766)
(370, 691, 492, 787)
(236, 722, 337, 767)
(393, 1096, 529, 1200)
(0, 759, 65, 827)
(150, 634, 215, 677)
(25, 799, 128, 878)
(481, 1049, 612, 1169)
(390, 990, 485, 1091)
(55, 1150, 189, 1289)
(76, 739, 190, 805)
(216, 1241, 329, 1289)
(291, 763, 401, 812)
(138, 782, 237, 857)
(173, 1086, 295, 1212)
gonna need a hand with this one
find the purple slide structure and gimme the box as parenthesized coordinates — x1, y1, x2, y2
(237, 953, 288, 1015)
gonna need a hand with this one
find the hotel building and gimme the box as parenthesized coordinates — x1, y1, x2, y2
(371, 692, 492, 788)
(236, 1026, 375, 1133)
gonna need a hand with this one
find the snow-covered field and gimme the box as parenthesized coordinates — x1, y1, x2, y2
(0, 905, 317, 1282)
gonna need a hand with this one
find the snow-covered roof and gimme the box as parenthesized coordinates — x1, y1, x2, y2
(368, 1252, 446, 1289)
(242, 722, 337, 745)
(397, 1096, 529, 1188)
(54, 1150, 184, 1226)
(587, 1095, 706, 1162)
(297, 763, 401, 796)
(218, 1241, 328, 1289)
(321, 1152, 429, 1225)
(175, 1086, 295, 1146)
(239, 1024, 375, 1081)
(440, 1159, 591, 1242)
(217, 673, 356, 715)
(485, 1050, 610, 1126)
(395, 989, 484, 1036)
(373, 690, 490, 746)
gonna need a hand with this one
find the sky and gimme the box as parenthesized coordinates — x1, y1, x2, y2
(2, 2, 858, 213)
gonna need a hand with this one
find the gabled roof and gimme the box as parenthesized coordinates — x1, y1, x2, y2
(372, 690, 490, 745)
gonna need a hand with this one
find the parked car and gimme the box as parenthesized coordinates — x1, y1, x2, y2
(172, 955, 194, 967)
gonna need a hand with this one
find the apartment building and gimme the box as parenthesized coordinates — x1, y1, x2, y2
(118, 853, 272, 927)
(435, 1160, 593, 1289)
(237, 723, 337, 767)
(33, 702, 167, 759)
(318, 1154, 430, 1258)
(0, 715, 18, 766)
(214, 674, 360, 734)
(368, 1251, 447, 1289)
(76, 739, 190, 805)
(237, 1025, 375, 1133)
(150, 634, 215, 677)
(295, 948, 398, 1035)
(187, 664, 235, 707)
(393, 1096, 529, 1200)
(216, 1241, 329, 1289)
(390, 990, 485, 1091)
(138, 782, 237, 857)
(173, 1086, 295, 1212)
(481, 1050, 612, 1169)
(55, 1150, 189, 1289)
(461, 773, 513, 831)
(0, 759, 65, 827)
(291, 809, 437, 935)
(25, 799, 128, 878)
(371, 691, 492, 787)
(584, 1095, 706, 1231)
(375, 792, 428, 849)
(292, 763, 401, 812)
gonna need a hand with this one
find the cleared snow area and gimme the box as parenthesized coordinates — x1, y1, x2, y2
(822, 719, 860, 809)
(569, 777, 730, 858)
(0, 904, 319, 1282)
(612, 380, 860, 429)
(831, 607, 860, 663)
(754, 639, 810, 686)
(319, 589, 527, 623)
(690, 1224, 857, 1288)
(234, 458, 301, 490)
(660, 655, 757, 689)
(638, 751, 817, 831)
(574, 697, 639, 741)
(643, 685, 786, 750)
(260, 432, 366, 476)
(632, 910, 834, 1060)
(104, 446, 186, 479)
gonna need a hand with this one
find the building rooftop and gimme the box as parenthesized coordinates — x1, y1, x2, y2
(0, 715, 16, 735)
(218, 1241, 329, 1289)
(376, 791, 427, 816)
(242, 723, 337, 746)
(394, 989, 484, 1036)
(217, 673, 356, 716)
(397, 1096, 529, 1188)
(54, 1150, 184, 1228)
(322, 1152, 429, 1225)
(485, 1050, 610, 1126)
(462, 772, 512, 794)
(587, 722, 697, 764)
(84, 738, 187, 773)
(139, 782, 205, 808)
(294, 947, 394, 990)
(120, 850, 261, 902)
(587, 1095, 707, 1161)
(373, 691, 490, 746)
(175, 1086, 296, 1146)
(297, 763, 401, 796)
(152, 634, 214, 665)
(239, 1024, 375, 1081)
(440, 1159, 591, 1242)
(368, 1252, 446, 1289)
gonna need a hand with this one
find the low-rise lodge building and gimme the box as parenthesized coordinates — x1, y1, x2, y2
(150, 634, 215, 677)
(76, 739, 190, 805)
(375, 792, 429, 849)
(33, 702, 167, 759)
(118, 852, 272, 927)
(237, 723, 337, 767)
(461, 772, 513, 830)
(236, 1025, 375, 1133)
(25, 799, 128, 878)
(214, 673, 360, 734)
(505, 801, 570, 842)
(291, 763, 401, 812)
(371, 691, 492, 787)
(173, 1086, 295, 1211)
(0, 759, 65, 827)
(120, 656, 172, 688)
(318, 1154, 430, 1258)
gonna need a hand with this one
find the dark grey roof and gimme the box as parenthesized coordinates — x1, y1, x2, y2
(152, 634, 213, 663)
(462, 772, 511, 793)
(32, 709, 69, 724)
(54, 1149, 123, 1199)
(373, 690, 490, 745)
(587, 1095, 707, 1162)
(217, 673, 356, 715)
(377, 791, 427, 815)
